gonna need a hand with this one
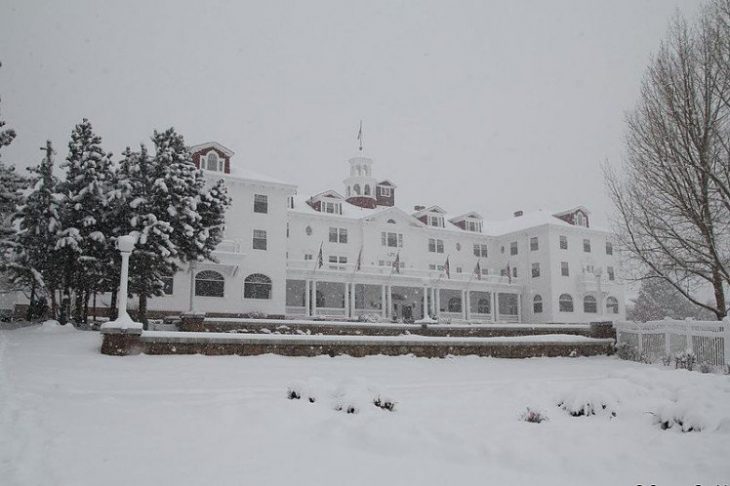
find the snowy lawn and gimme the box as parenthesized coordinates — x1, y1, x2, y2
(2, 324, 729, 486)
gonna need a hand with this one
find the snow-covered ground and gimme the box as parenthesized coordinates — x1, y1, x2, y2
(2, 323, 729, 486)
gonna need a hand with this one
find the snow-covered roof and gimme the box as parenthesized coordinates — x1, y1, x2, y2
(412, 205, 448, 217)
(482, 209, 574, 236)
(225, 166, 293, 187)
(189, 142, 235, 158)
(309, 190, 345, 201)
(449, 211, 484, 222)
(377, 179, 397, 188)
(289, 194, 384, 219)
(553, 205, 591, 217)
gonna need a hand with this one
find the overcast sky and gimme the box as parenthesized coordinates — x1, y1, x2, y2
(0, 0, 703, 226)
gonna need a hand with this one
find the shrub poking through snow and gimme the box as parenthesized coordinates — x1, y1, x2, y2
(287, 388, 301, 400)
(373, 396, 396, 412)
(557, 388, 618, 418)
(652, 402, 705, 432)
(661, 355, 673, 367)
(521, 407, 548, 423)
(334, 404, 358, 414)
(699, 362, 712, 374)
(674, 350, 696, 371)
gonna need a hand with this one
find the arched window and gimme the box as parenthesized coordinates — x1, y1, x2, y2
(583, 295, 597, 313)
(364, 185, 371, 196)
(448, 297, 462, 313)
(533, 295, 543, 313)
(195, 270, 224, 297)
(244, 274, 272, 299)
(606, 296, 619, 314)
(206, 152, 219, 171)
(354, 184, 361, 195)
(387, 219, 396, 224)
(305, 225, 312, 236)
(477, 298, 490, 314)
(559, 294, 573, 312)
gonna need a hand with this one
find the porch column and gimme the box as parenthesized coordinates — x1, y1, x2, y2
(430, 287, 435, 316)
(422, 285, 428, 319)
(305, 279, 311, 317)
(381, 285, 387, 318)
(387, 285, 392, 318)
(492, 291, 497, 322)
(344, 283, 350, 318)
(311, 280, 317, 317)
(517, 293, 522, 323)
(465, 290, 471, 321)
(461, 290, 467, 320)
(435, 288, 440, 318)
(349, 282, 356, 319)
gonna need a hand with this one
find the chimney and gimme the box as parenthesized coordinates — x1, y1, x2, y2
(414, 205, 425, 211)
(513, 210, 523, 217)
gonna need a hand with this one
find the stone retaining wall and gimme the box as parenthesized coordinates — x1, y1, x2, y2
(101, 330, 615, 359)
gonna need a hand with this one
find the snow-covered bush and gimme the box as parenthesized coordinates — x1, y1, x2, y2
(357, 313, 382, 323)
(373, 396, 396, 412)
(652, 402, 704, 432)
(557, 387, 618, 418)
(615, 342, 639, 361)
(521, 407, 548, 423)
(674, 350, 696, 371)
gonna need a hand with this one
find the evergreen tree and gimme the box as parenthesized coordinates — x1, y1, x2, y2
(55, 119, 113, 323)
(629, 275, 715, 322)
(9, 141, 62, 318)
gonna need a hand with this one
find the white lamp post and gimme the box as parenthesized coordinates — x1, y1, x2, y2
(101, 234, 142, 331)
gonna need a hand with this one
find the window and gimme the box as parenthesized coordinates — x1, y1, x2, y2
(429, 215, 444, 227)
(510, 241, 518, 255)
(195, 270, 224, 297)
(429, 264, 436, 270)
(583, 295, 597, 313)
(161, 275, 174, 295)
(244, 274, 272, 299)
(253, 194, 268, 213)
(448, 297, 462, 313)
(512, 267, 517, 278)
(559, 235, 568, 250)
(381, 232, 403, 248)
(607, 266, 615, 281)
(387, 219, 396, 224)
(606, 241, 613, 255)
(477, 298, 490, 314)
(559, 294, 574, 312)
(380, 186, 392, 197)
(205, 152, 219, 171)
(354, 184, 361, 195)
(530, 237, 539, 251)
(531, 262, 540, 278)
(328, 255, 347, 270)
(304, 254, 312, 261)
(583, 239, 591, 253)
(253, 230, 267, 250)
(466, 220, 482, 232)
(329, 227, 348, 244)
(322, 201, 342, 214)
(456, 266, 462, 274)
(364, 185, 371, 196)
(606, 296, 619, 314)
(575, 212, 587, 227)
(428, 238, 444, 253)
(533, 295, 543, 313)
(473, 244, 488, 257)
(561, 261, 569, 277)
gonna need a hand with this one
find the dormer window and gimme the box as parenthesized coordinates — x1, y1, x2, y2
(205, 151, 224, 172)
(429, 215, 444, 228)
(575, 212, 587, 227)
(466, 219, 482, 232)
(380, 186, 392, 197)
(322, 201, 342, 215)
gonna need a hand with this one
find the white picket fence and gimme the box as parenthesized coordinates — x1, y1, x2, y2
(615, 319, 729, 366)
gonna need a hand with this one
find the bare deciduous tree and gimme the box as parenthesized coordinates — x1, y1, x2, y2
(605, 0, 730, 320)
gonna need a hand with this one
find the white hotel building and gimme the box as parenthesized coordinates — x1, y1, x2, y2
(138, 141, 624, 324)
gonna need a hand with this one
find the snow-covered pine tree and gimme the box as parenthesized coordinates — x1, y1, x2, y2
(197, 178, 231, 261)
(628, 275, 715, 322)
(55, 119, 114, 324)
(113, 145, 177, 323)
(9, 141, 62, 319)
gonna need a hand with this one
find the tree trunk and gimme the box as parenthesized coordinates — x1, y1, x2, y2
(82, 289, 90, 325)
(712, 269, 727, 320)
(92, 291, 97, 324)
(139, 293, 148, 330)
(50, 288, 57, 320)
(26, 280, 36, 321)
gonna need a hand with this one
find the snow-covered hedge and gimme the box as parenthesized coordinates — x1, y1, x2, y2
(557, 386, 618, 418)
